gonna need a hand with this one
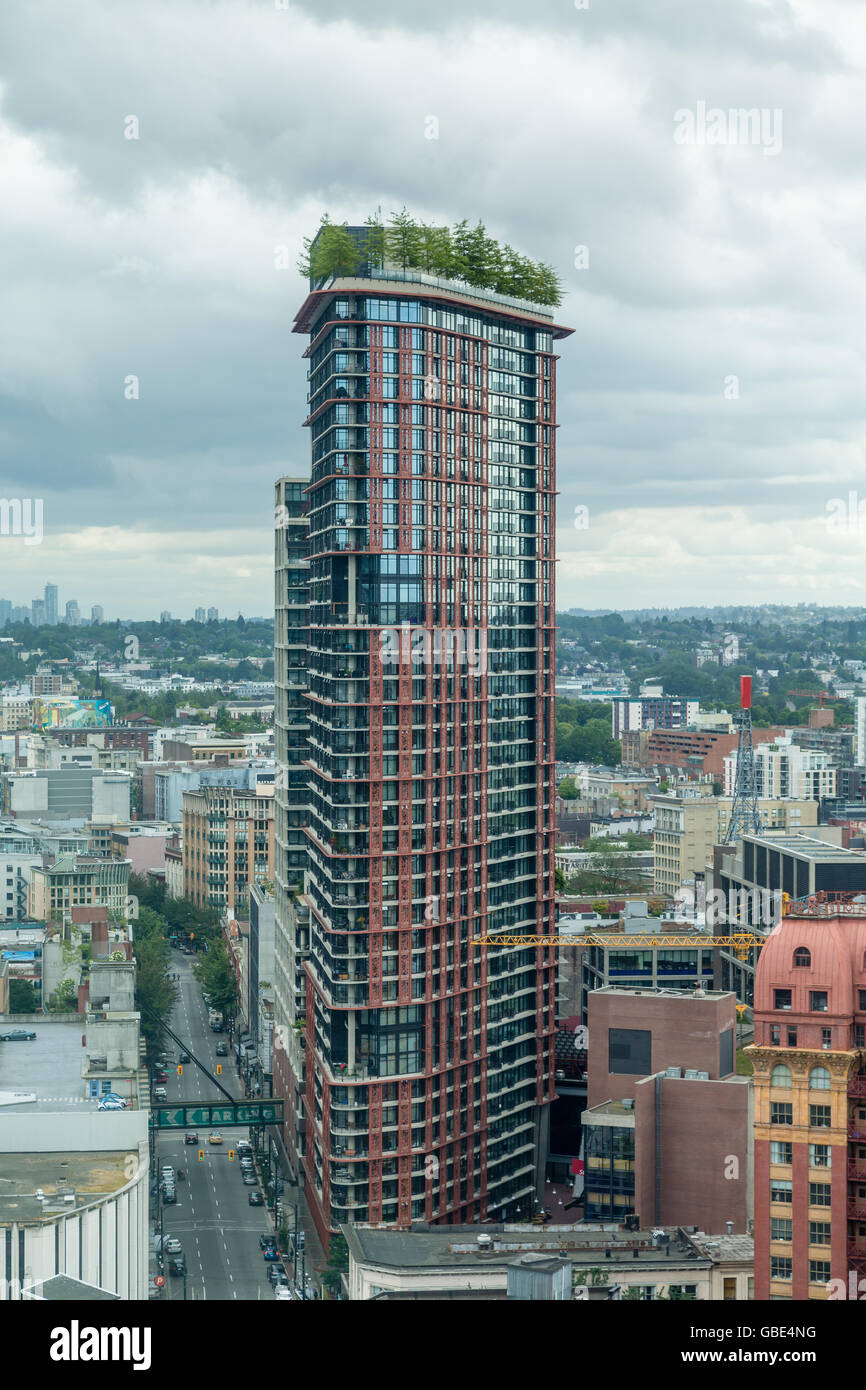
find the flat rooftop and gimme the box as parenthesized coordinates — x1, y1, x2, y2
(344, 1224, 713, 1272)
(0, 1018, 88, 1112)
(0, 1151, 131, 1225)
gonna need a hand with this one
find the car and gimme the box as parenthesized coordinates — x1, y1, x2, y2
(168, 1257, 186, 1276)
(263, 1246, 281, 1262)
(162, 1189, 177, 1204)
(243, 1172, 258, 1186)
(0, 1029, 36, 1042)
(184, 1132, 198, 1145)
(153, 1086, 167, 1101)
(259, 1233, 277, 1249)
(215, 1042, 228, 1057)
(211, 1022, 222, 1033)
(208, 1132, 223, 1145)
(239, 1155, 254, 1167)
(155, 1071, 168, 1084)
(164, 1237, 182, 1254)
(274, 1284, 292, 1299)
(179, 1052, 191, 1064)
(267, 1264, 288, 1284)
(248, 1191, 264, 1206)
(98, 1098, 126, 1111)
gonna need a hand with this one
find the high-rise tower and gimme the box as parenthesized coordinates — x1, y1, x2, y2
(276, 227, 571, 1241)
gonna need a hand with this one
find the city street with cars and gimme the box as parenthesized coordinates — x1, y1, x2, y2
(150, 952, 306, 1301)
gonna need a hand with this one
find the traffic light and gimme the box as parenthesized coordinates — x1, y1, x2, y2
(216, 1064, 222, 1075)
(177, 1065, 183, 1076)
(198, 1149, 205, 1161)
(228, 1149, 235, 1161)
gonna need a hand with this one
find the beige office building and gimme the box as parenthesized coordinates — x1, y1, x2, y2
(651, 791, 818, 898)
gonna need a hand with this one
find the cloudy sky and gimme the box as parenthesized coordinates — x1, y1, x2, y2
(1, 0, 865, 618)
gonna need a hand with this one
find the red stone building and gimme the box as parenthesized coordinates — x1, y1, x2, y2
(750, 901, 866, 1300)
(644, 726, 786, 778)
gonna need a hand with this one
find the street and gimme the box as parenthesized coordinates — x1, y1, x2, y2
(151, 952, 300, 1302)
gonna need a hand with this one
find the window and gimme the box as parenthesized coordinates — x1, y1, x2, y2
(787, 1027, 798, 1047)
(809, 1104, 832, 1129)
(774, 989, 792, 1011)
(770, 1025, 780, 1045)
(810, 990, 829, 1013)
(770, 1217, 792, 1241)
(809, 1221, 831, 1245)
(859, 989, 866, 1012)
(793, 947, 811, 968)
(771, 1141, 793, 1165)
(822, 1028, 832, 1050)
(771, 1065, 792, 1088)
(809, 1182, 831, 1207)
(771, 1102, 793, 1125)
(771, 1179, 793, 1203)
(608, 1028, 651, 1076)
(771, 1256, 792, 1280)
(809, 1067, 831, 1090)
(809, 1144, 831, 1169)
(809, 1260, 831, 1284)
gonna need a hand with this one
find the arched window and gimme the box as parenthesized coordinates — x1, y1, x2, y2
(793, 947, 811, 968)
(809, 1067, 831, 1090)
(771, 1065, 792, 1088)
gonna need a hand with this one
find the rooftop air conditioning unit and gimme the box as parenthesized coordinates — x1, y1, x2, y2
(684, 1069, 700, 1080)
(665, 1067, 682, 1079)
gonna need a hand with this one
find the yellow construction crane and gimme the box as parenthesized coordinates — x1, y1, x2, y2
(473, 933, 765, 960)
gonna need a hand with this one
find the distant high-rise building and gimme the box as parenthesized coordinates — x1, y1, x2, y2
(64, 600, 80, 626)
(91, 605, 104, 625)
(855, 696, 866, 768)
(194, 607, 206, 623)
(31, 599, 46, 626)
(160, 611, 171, 624)
(44, 583, 59, 625)
(0, 600, 11, 628)
(611, 696, 699, 740)
(278, 236, 569, 1241)
(207, 607, 219, 622)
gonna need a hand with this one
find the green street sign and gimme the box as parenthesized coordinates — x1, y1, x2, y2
(152, 1100, 283, 1130)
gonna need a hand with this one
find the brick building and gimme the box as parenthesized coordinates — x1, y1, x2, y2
(750, 900, 866, 1300)
(643, 726, 786, 778)
(583, 987, 751, 1234)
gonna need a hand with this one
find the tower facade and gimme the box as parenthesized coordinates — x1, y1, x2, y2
(282, 239, 571, 1239)
(751, 900, 866, 1300)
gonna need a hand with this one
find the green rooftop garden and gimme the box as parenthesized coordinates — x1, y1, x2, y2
(299, 210, 564, 307)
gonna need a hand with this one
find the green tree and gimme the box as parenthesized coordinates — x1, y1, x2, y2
(386, 207, 422, 271)
(135, 932, 178, 1064)
(321, 1233, 349, 1297)
(363, 212, 386, 273)
(310, 220, 362, 279)
(47, 978, 78, 1012)
(194, 941, 238, 1016)
(558, 776, 579, 800)
(9, 979, 36, 1012)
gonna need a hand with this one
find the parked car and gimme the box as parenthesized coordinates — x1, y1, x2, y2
(168, 1257, 186, 1276)
(274, 1284, 292, 1299)
(211, 1022, 223, 1033)
(263, 1246, 281, 1262)
(259, 1233, 277, 1249)
(155, 1071, 168, 1084)
(162, 1189, 177, 1205)
(184, 1132, 198, 1145)
(243, 1172, 258, 1186)
(98, 1098, 126, 1111)
(161, 1166, 175, 1179)
(153, 1086, 167, 1101)
(0, 1029, 36, 1042)
(267, 1264, 288, 1284)
(164, 1237, 182, 1254)
(215, 1042, 228, 1056)
(179, 1052, 191, 1064)
(248, 1191, 264, 1206)
(208, 1132, 223, 1145)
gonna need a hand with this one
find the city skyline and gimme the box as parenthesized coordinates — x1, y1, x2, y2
(3, 3, 866, 613)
